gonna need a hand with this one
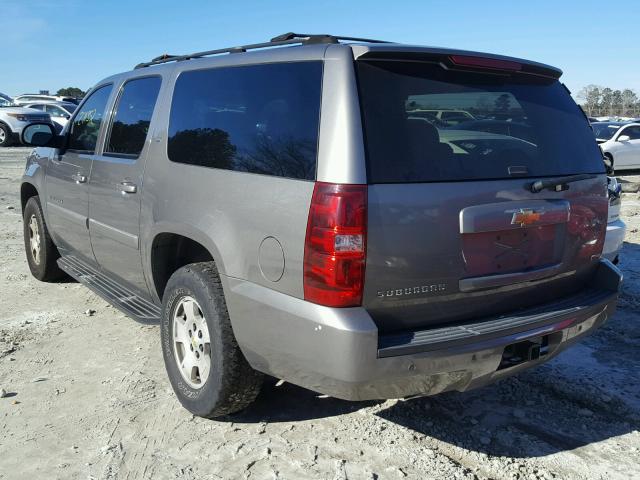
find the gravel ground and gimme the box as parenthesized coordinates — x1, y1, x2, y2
(1, 146, 639, 480)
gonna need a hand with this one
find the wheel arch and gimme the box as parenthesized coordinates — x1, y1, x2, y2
(20, 182, 39, 213)
(149, 231, 220, 302)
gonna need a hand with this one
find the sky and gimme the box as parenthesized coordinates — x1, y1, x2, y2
(2, 0, 639, 99)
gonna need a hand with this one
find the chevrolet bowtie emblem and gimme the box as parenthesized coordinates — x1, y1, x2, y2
(510, 208, 541, 227)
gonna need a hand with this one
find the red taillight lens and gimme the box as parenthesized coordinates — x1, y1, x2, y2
(303, 182, 367, 307)
(449, 55, 522, 72)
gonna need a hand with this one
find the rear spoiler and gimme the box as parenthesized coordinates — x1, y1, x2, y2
(350, 45, 562, 79)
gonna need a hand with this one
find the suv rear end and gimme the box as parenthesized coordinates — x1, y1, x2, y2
(225, 42, 622, 401)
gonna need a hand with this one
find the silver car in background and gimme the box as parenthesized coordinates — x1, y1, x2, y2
(0, 105, 52, 147)
(603, 177, 626, 264)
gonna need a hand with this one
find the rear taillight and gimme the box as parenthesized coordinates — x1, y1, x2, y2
(303, 182, 367, 307)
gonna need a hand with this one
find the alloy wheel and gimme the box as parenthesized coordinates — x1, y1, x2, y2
(172, 296, 211, 389)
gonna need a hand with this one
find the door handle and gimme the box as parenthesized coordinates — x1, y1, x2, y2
(71, 173, 87, 184)
(120, 181, 137, 194)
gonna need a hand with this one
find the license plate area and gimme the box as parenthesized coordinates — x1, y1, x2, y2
(462, 225, 563, 277)
(498, 335, 550, 370)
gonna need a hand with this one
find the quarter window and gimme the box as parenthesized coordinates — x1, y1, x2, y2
(104, 76, 162, 157)
(167, 62, 322, 180)
(46, 105, 67, 117)
(68, 85, 112, 152)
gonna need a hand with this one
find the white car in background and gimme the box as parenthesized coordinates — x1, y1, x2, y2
(13, 93, 79, 105)
(592, 122, 640, 172)
(23, 102, 77, 132)
(603, 177, 625, 264)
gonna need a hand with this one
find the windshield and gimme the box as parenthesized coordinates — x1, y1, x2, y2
(357, 60, 605, 183)
(591, 123, 623, 140)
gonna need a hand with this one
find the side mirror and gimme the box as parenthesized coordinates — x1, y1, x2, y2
(618, 135, 631, 142)
(21, 123, 61, 148)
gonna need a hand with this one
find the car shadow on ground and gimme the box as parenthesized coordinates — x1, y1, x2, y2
(228, 286, 640, 458)
(228, 363, 638, 458)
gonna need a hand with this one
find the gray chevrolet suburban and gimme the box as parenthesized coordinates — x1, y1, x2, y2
(19, 33, 622, 418)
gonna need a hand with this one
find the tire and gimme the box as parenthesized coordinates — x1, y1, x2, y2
(160, 261, 263, 418)
(23, 196, 65, 281)
(0, 124, 12, 147)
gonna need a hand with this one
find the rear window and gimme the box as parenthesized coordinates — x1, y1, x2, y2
(168, 62, 322, 180)
(357, 61, 605, 183)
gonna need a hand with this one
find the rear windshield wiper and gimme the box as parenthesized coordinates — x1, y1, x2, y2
(529, 174, 598, 193)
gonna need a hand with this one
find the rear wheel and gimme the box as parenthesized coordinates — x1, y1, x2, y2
(160, 261, 263, 418)
(23, 196, 65, 281)
(0, 124, 12, 147)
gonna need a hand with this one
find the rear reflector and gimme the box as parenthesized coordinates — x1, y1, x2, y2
(449, 55, 522, 72)
(303, 182, 367, 307)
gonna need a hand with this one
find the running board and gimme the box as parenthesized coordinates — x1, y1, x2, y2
(58, 255, 161, 323)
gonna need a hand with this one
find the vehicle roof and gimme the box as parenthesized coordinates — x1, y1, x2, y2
(591, 121, 627, 126)
(25, 101, 76, 106)
(0, 105, 50, 114)
(90, 35, 563, 91)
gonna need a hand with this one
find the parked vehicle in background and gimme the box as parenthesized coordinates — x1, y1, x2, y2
(13, 94, 79, 105)
(24, 102, 77, 131)
(444, 119, 535, 143)
(19, 33, 621, 418)
(407, 108, 475, 125)
(0, 105, 52, 147)
(593, 122, 640, 171)
(0, 93, 12, 106)
(603, 177, 625, 264)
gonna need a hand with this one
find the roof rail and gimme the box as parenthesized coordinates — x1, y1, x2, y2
(134, 32, 391, 69)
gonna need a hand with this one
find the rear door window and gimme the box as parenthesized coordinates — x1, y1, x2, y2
(104, 76, 162, 158)
(357, 61, 605, 183)
(168, 62, 322, 180)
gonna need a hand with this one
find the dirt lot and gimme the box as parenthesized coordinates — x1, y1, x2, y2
(1, 146, 639, 480)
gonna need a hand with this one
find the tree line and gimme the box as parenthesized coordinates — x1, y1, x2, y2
(578, 85, 639, 117)
(56, 87, 85, 99)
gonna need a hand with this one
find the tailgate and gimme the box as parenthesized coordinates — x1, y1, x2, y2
(364, 177, 608, 332)
(355, 56, 607, 333)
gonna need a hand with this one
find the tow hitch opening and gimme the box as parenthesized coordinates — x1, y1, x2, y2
(498, 336, 549, 370)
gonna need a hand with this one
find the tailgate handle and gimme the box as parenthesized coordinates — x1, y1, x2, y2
(459, 263, 565, 292)
(71, 173, 87, 184)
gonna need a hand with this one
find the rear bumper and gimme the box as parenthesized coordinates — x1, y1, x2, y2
(603, 219, 626, 261)
(223, 259, 622, 401)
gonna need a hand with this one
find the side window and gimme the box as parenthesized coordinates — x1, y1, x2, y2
(30, 104, 45, 111)
(68, 85, 112, 152)
(46, 105, 65, 117)
(167, 62, 322, 180)
(624, 126, 640, 140)
(104, 76, 162, 158)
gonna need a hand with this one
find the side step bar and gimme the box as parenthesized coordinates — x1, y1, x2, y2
(58, 255, 161, 323)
